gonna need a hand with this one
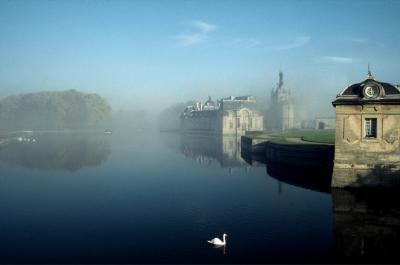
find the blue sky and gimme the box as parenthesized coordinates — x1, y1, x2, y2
(0, 0, 399, 115)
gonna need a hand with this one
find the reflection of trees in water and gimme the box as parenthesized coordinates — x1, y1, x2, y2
(0, 133, 111, 171)
(179, 134, 250, 168)
(181, 135, 217, 166)
(332, 189, 400, 263)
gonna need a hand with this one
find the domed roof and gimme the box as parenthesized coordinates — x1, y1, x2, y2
(205, 96, 215, 105)
(332, 74, 400, 106)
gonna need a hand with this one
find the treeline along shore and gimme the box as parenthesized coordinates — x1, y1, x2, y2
(0, 90, 112, 150)
(0, 89, 112, 133)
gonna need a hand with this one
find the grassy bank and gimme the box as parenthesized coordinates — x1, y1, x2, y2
(246, 129, 335, 145)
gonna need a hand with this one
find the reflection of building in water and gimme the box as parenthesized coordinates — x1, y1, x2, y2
(0, 133, 111, 171)
(332, 189, 400, 263)
(180, 96, 263, 136)
(180, 134, 256, 170)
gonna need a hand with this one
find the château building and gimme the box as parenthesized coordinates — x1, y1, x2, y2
(180, 96, 263, 136)
(332, 71, 400, 187)
(267, 71, 294, 130)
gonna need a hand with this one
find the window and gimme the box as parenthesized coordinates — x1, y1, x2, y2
(237, 118, 240, 128)
(365, 118, 377, 138)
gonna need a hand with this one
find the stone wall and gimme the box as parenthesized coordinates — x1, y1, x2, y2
(332, 104, 400, 187)
(266, 141, 334, 170)
(240, 136, 268, 154)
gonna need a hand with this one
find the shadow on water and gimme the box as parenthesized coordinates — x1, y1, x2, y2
(178, 132, 332, 192)
(0, 132, 111, 171)
(241, 151, 332, 193)
(332, 188, 400, 263)
(240, 143, 400, 263)
(265, 163, 332, 193)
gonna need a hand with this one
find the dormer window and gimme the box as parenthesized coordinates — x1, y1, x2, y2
(364, 118, 377, 138)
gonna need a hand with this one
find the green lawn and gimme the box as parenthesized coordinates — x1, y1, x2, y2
(300, 129, 335, 144)
(246, 129, 335, 145)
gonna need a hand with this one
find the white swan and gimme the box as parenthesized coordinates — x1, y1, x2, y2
(207, 233, 227, 246)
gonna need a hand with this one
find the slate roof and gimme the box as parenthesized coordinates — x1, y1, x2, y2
(332, 77, 400, 106)
(183, 109, 218, 118)
(220, 96, 257, 111)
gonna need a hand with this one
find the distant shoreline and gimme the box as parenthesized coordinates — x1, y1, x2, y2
(159, 128, 180, 133)
(0, 129, 112, 148)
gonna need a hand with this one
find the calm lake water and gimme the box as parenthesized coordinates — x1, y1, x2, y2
(0, 131, 399, 263)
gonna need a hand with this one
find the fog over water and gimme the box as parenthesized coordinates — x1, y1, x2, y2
(0, 131, 399, 263)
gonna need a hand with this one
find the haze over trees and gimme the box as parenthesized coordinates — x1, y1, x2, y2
(0, 89, 111, 132)
(112, 109, 149, 131)
(158, 101, 196, 131)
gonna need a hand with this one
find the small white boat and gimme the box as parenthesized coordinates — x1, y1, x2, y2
(103, 130, 112, 135)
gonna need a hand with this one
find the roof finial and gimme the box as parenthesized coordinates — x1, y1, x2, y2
(278, 70, 284, 89)
(367, 63, 373, 79)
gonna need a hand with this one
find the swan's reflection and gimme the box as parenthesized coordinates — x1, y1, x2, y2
(211, 244, 226, 255)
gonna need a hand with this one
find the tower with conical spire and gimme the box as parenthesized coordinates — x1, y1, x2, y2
(268, 70, 294, 130)
(278, 71, 284, 88)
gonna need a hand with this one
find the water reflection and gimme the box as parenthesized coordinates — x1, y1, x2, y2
(265, 164, 331, 193)
(240, 141, 400, 263)
(180, 134, 261, 170)
(179, 134, 332, 192)
(332, 188, 400, 263)
(0, 132, 111, 171)
(241, 150, 331, 193)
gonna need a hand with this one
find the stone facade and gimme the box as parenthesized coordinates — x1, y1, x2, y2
(267, 71, 294, 130)
(180, 96, 263, 136)
(332, 73, 400, 187)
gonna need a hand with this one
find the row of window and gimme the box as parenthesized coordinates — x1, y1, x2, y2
(225, 117, 259, 129)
